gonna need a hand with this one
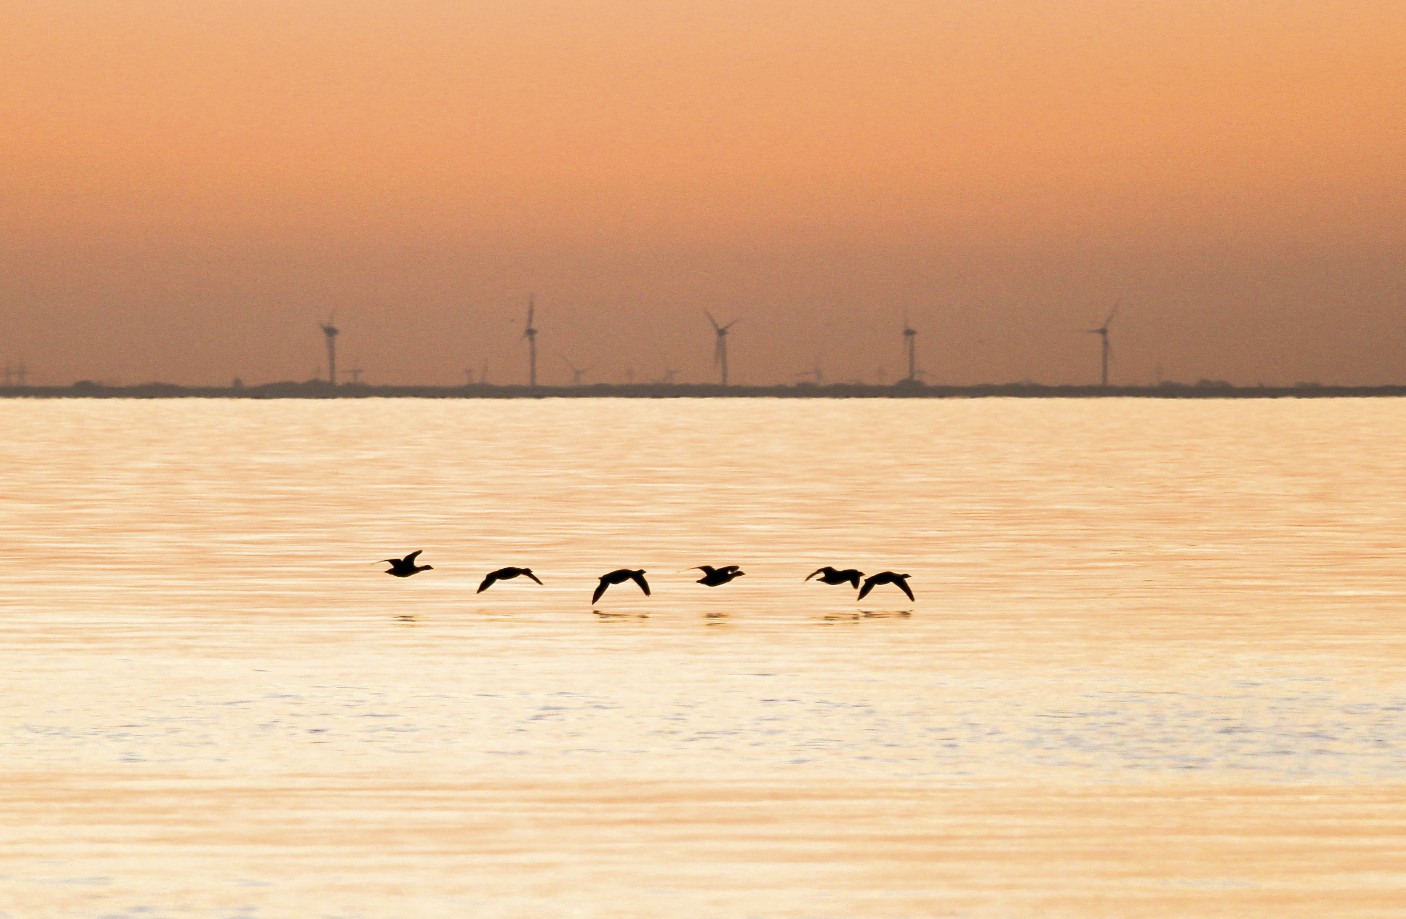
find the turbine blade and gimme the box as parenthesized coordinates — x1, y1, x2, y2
(705, 310, 720, 330)
(1104, 300, 1119, 327)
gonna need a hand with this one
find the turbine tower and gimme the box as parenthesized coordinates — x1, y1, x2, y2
(1089, 302, 1118, 386)
(320, 314, 339, 386)
(903, 314, 918, 383)
(705, 310, 738, 386)
(523, 296, 538, 387)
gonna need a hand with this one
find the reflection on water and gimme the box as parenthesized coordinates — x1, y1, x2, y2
(0, 398, 1404, 917)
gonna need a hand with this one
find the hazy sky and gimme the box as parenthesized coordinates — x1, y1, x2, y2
(3, 1, 1404, 387)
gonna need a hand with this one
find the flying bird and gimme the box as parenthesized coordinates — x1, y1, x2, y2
(382, 550, 433, 578)
(805, 567, 863, 589)
(477, 567, 544, 593)
(593, 569, 650, 604)
(857, 571, 915, 602)
(693, 565, 745, 586)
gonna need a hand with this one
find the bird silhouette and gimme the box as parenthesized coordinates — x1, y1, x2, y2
(693, 565, 745, 586)
(805, 567, 863, 589)
(477, 567, 544, 593)
(382, 550, 433, 578)
(857, 571, 914, 602)
(593, 569, 650, 604)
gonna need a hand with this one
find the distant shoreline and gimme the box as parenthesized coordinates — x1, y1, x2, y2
(3, 381, 1405, 399)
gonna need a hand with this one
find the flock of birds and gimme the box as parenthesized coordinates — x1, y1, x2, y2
(380, 551, 916, 604)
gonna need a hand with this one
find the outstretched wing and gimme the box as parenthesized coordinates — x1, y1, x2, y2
(896, 577, 915, 602)
(843, 570, 862, 589)
(857, 577, 875, 600)
(405, 550, 423, 564)
(477, 569, 504, 593)
(630, 571, 651, 596)
(523, 569, 543, 585)
(592, 578, 609, 604)
(694, 565, 717, 576)
(805, 568, 824, 582)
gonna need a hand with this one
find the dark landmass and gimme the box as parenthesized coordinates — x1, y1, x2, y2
(3, 380, 1405, 399)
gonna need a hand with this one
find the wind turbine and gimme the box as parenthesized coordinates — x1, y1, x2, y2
(522, 296, 539, 387)
(655, 366, 680, 385)
(319, 313, 339, 386)
(1088, 302, 1118, 386)
(562, 355, 590, 386)
(902, 314, 918, 383)
(796, 358, 825, 386)
(705, 310, 738, 386)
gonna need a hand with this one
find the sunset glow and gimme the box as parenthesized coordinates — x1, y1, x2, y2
(3, 1, 1404, 386)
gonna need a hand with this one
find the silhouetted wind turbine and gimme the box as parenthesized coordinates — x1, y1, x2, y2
(523, 296, 539, 387)
(705, 311, 738, 386)
(655, 367, 680, 385)
(1088, 302, 1119, 386)
(320, 314, 339, 386)
(796, 358, 825, 386)
(562, 355, 590, 386)
(902, 314, 918, 383)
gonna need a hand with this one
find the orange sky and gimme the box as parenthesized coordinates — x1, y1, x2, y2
(2, 1, 1404, 386)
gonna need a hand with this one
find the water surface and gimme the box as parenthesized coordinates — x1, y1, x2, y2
(1, 398, 1403, 917)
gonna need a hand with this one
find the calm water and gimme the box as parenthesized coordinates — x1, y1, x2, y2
(1, 398, 1403, 918)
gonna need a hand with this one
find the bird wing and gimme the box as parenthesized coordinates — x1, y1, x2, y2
(405, 550, 423, 564)
(896, 578, 915, 602)
(805, 568, 824, 581)
(477, 570, 503, 593)
(630, 571, 651, 596)
(857, 577, 875, 600)
(844, 570, 862, 589)
(524, 570, 543, 585)
(693, 565, 717, 575)
(592, 578, 609, 604)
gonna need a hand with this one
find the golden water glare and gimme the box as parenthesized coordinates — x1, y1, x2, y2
(1, 398, 1403, 917)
